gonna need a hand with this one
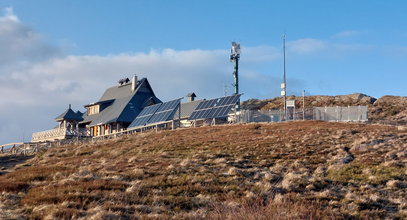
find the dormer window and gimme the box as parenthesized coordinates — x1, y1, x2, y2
(87, 105, 100, 115)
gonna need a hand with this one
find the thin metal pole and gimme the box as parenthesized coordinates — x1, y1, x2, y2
(283, 34, 287, 120)
(178, 102, 181, 128)
(302, 90, 305, 120)
(234, 57, 240, 110)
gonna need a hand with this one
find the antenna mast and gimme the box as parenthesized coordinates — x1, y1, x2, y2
(282, 34, 287, 120)
(230, 42, 241, 110)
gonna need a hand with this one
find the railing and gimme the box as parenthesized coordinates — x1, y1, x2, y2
(31, 128, 89, 142)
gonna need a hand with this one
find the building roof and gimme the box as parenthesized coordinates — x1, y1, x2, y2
(55, 106, 83, 121)
(81, 78, 161, 126)
(173, 99, 204, 120)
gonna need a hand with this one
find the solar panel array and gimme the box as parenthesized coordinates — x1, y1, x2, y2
(129, 104, 162, 127)
(148, 99, 180, 124)
(189, 94, 240, 120)
(129, 98, 181, 128)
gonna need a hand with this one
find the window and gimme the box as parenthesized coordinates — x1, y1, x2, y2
(87, 105, 100, 115)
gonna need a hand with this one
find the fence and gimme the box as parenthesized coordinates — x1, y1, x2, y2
(313, 106, 368, 122)
(238, 106, 368, 123)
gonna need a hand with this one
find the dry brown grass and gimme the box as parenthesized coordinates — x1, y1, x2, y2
(208, 194, 344, 220)
(0, 121, 406, 219)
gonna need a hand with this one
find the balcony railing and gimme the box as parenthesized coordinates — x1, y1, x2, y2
(32, 128, 89, 142)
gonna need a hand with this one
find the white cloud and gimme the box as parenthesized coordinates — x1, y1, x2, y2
(241, 45, 281, 63)
(286, 37, 373, 55)
(287, 38, 327, 54)
(332, 30, 363, 38)
(0, 7, 61, 67)
(0, 7, 18, 22)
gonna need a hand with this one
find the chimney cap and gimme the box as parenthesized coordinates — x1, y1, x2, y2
(187, 92, 196, 98)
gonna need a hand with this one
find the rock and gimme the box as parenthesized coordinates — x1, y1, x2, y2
(133, 168, 144, 177)
(227, 167, 240, 176)
(396, 151, 407, 159)
(313, 166, 327, 176)
(341, 153, 354, 164)
(351, 144, 369, 153)
(281, 172, 308, 192)
(244, 191, 256, 199)
(386, 180, 404, 189)
(397, 126, 407, 131)
(306, 184, 316, 191)
(180, 158, 193, 167)
(317, 189, 341, 199)
(263, 172, 281, 182)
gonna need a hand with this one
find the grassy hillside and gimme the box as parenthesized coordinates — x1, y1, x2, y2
(1, 121, 407, 219)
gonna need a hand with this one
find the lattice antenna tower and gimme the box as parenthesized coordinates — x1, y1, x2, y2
(230, 42, 241, 110)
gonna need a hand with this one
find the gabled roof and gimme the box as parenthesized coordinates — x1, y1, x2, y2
(173, 99, 204, 120)
(55, 107, 83, 121)
(81, 78, 161, 126)
(99, 78, 156, 102)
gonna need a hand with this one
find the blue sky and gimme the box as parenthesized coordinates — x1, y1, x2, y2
(0, 0, 406, 143)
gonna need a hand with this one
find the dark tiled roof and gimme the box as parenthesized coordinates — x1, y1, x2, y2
(55, 108, 83, 121)
(81, 78, 161, 126)
(99, 82, 137, 102)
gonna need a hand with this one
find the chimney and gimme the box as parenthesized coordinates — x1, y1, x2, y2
(187, 92, 196, 102)
(131, 75, 138, 92)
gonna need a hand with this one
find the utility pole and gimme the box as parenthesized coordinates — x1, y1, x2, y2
(281, 34, 287, 120)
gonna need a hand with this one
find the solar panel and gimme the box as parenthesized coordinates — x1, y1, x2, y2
(128, 98, 181, 127)
(157, 99, 180, 112)
(189, 109, 204, 120)
(217, 94, 240, 106)
(147, 99, 181, 124)
(137, 103, 162, 117)
(195, 98, 218, 110)
(217, 96, 228, 106)
(130, 116, 149, 127)
(189, 94, 241, 120)
(206, 105, 235, 118)
(129, 103, 162, 127)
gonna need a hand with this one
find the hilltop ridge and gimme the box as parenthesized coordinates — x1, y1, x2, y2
(242, 93, 407, 124)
